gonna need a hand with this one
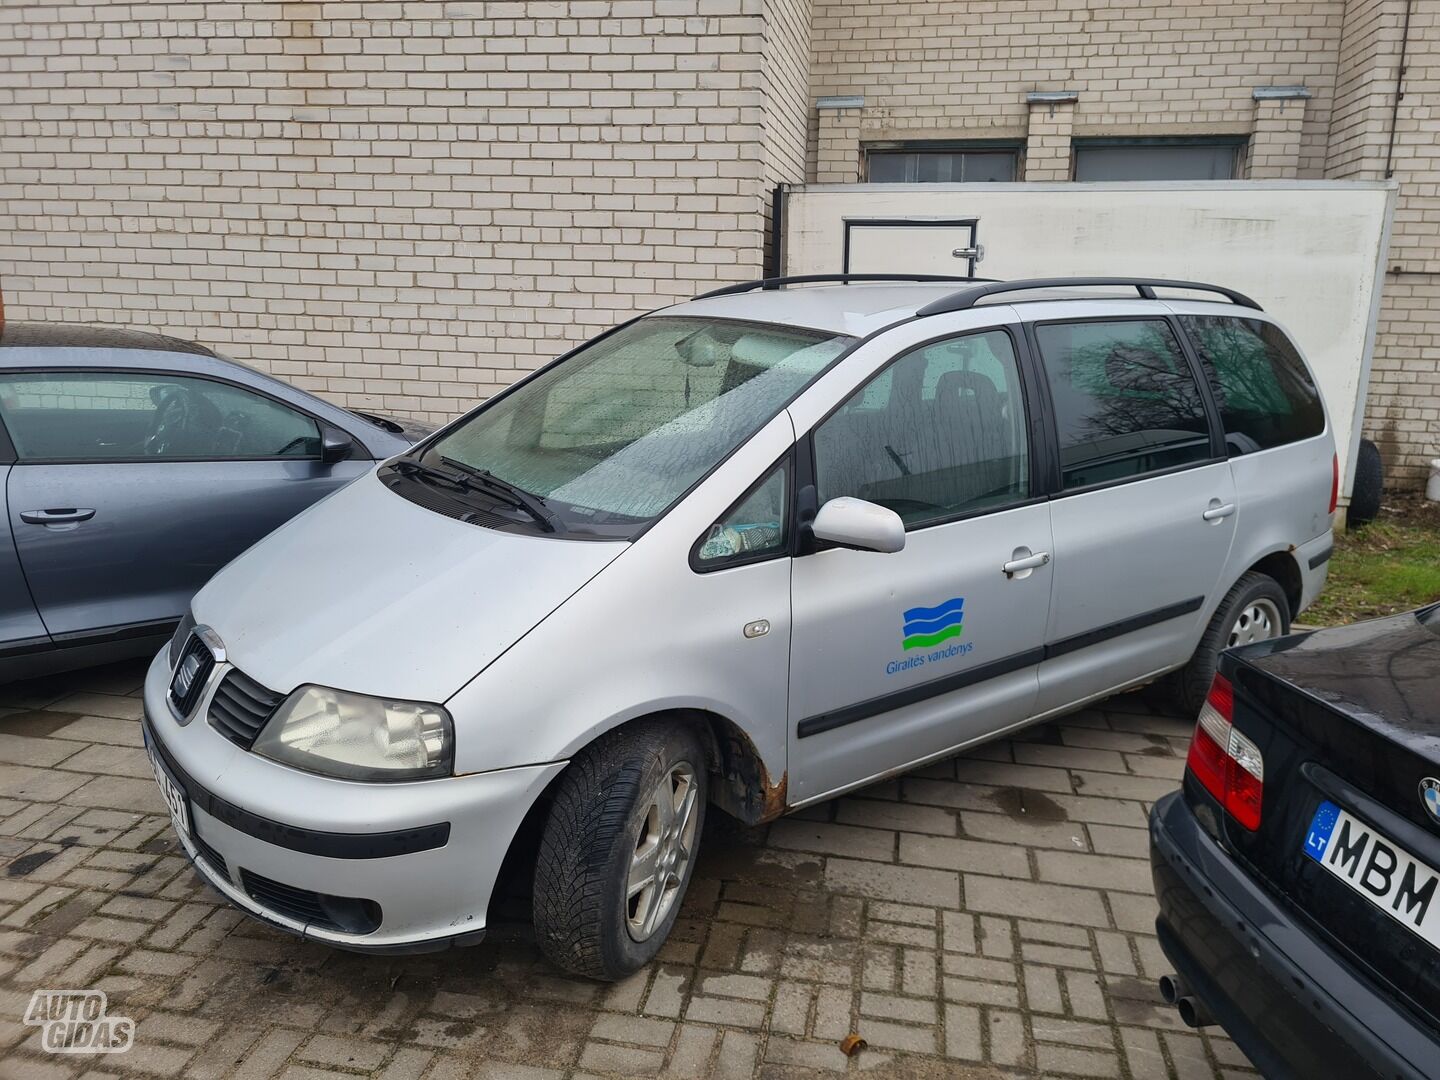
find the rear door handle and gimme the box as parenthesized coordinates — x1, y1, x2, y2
(1202, 502, 1237, 522)
(1002, 550, 1050, 578)
(20, 508, 96, 525)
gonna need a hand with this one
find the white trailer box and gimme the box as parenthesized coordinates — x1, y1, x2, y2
(779, 181, 1397, 503)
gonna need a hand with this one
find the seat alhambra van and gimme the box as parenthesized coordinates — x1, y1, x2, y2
(142, 276, 1337, 978)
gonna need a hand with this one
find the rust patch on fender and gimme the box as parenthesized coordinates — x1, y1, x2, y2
(757, 771, 789, 824)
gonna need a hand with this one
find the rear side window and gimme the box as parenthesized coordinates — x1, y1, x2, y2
(1034, 319, 1211, 490)
(1178, 316, 1325, 453)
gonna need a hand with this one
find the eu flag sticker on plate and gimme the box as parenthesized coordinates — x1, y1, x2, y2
(1303, 800, 1341, 863)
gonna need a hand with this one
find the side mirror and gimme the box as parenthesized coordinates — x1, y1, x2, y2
(811, 497, 906, 554)
(320, 427, 354, 465)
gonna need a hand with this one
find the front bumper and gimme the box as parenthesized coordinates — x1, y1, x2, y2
(1150, 791, 1439, 1080)
(142, 649, 564, 952)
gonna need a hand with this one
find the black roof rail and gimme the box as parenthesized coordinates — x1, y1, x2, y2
(915, 277, 1263, 316)
(694, 273, 997, 300)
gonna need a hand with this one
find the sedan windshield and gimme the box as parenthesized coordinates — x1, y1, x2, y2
(411, 318, 853, 538)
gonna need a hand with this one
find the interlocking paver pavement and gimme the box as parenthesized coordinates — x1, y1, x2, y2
(0, 660, 1256, 1078)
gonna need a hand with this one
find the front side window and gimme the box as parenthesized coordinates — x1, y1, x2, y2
(1178, 316, 1325, 453)
(1034, 320, 1212, 490)
(814, 329, 1030, 528)
(421, 318, 852, 538)
(0, 371, 320, 461)
(693, 463, 788, 569)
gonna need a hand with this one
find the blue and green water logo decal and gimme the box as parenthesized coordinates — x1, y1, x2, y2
(902, 597, 964, 651)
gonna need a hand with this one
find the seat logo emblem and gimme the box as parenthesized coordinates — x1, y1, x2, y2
(1421, 778, 1440, 826)
(173, 652, 203, 699)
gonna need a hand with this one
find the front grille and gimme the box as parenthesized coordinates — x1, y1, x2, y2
(190, 827, 229, 882)
(208, 669, 285, 749)
(168, 633, 215, 718)
(239, 869, 382, 935)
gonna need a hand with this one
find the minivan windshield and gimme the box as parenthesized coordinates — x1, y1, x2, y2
(410, 317, 853, 538)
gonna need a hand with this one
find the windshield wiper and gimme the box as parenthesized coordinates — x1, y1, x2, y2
(438, 456, 562, 534)
(389, 457, 560, 533)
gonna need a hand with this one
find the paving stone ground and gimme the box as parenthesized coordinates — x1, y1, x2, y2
(0, 660, 1256, 1079)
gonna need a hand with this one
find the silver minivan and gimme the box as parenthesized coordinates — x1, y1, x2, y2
(142, 277, 1336, 978)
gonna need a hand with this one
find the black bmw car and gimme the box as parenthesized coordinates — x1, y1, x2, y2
(1150, 602, 1440, 1080)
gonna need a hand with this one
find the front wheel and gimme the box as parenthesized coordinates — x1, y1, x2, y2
(1169, 572, 1291, 716)
(532, 720, 707, 980)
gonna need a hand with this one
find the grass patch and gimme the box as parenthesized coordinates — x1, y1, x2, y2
(1305, 496, 1440, 626)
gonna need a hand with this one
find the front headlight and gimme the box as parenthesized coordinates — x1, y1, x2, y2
(252, 685, 453, 781)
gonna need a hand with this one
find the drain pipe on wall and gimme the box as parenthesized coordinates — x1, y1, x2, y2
(1384, 0, 1414, 180)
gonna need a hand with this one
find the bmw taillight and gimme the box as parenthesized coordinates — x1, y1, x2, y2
(1329, 453, 1339, 516)
(1184, 673, 1265, 831)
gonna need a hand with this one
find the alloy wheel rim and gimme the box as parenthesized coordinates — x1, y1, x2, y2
(1228, 598, 1282, 648)
(626, 761, 698, 942)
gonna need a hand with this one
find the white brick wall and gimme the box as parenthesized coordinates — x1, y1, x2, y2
(810, 0, 1346, 179)
(0, 0, 780, 423)
(1, 0, 1436, 483)
(807, 0, 1436, 486)
(1329, 0, 1440, 482)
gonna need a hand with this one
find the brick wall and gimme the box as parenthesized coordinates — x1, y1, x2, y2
(1, 0, 1436, 482)
(0, 0, 782, 423)
(808, 0, 1437, 487)
(1331, 0, 1440, 483)
(810, 0, 1346, 179)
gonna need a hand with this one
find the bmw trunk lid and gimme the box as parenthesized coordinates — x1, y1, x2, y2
(1215, 605, 1440, 1027)
(190, 470, 627, 704)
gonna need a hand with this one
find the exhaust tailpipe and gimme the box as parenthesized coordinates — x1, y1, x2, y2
(1158, 973, 1185, 1005)
(1159, 975, 1215, 1027)
(1175, 995, 1214, 1028)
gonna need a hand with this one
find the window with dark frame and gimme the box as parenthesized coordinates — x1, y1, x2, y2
(866, 143, 1021, 183)
(1032, 319, 1213, 490)
(813, 329, 1031, 528)
(0, 370, 322, 462)
(1178, 316, 1325, 454)
(1072, 137, 1246, 181)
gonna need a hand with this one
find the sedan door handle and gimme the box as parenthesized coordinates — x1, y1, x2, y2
(1002, 550, 1050, 578)
(1202, 502, 1237, 522)
(20, 508, 96, 525)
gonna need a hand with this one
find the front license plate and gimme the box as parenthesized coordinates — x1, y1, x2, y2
(1304, 799, 1440, 950)
(148, 750, 191, 843)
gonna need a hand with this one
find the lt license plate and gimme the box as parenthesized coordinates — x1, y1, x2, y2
(1304, 800, 1440, 950)
(148, 749, 191, 843)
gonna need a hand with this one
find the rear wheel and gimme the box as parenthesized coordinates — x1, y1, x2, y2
(1169, 572, 1291, 716)
(532, 720, 706, 980)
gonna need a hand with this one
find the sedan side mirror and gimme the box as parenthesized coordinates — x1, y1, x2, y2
(320, 427, 354, 465)
(811, 497, 906, 554)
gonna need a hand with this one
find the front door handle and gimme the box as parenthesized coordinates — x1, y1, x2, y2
(20, 508, 96, 525)
(1202, 502, 1237, 522)
(1002, 549, 1050, 578)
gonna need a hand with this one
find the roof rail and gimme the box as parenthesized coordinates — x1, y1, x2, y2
(694, 273, 996, 300)
(915, 277, 1262, 317)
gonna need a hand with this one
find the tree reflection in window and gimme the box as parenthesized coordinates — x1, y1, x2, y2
(1034, 320, 1211, 489)
(1179, 316, 1324, 454)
